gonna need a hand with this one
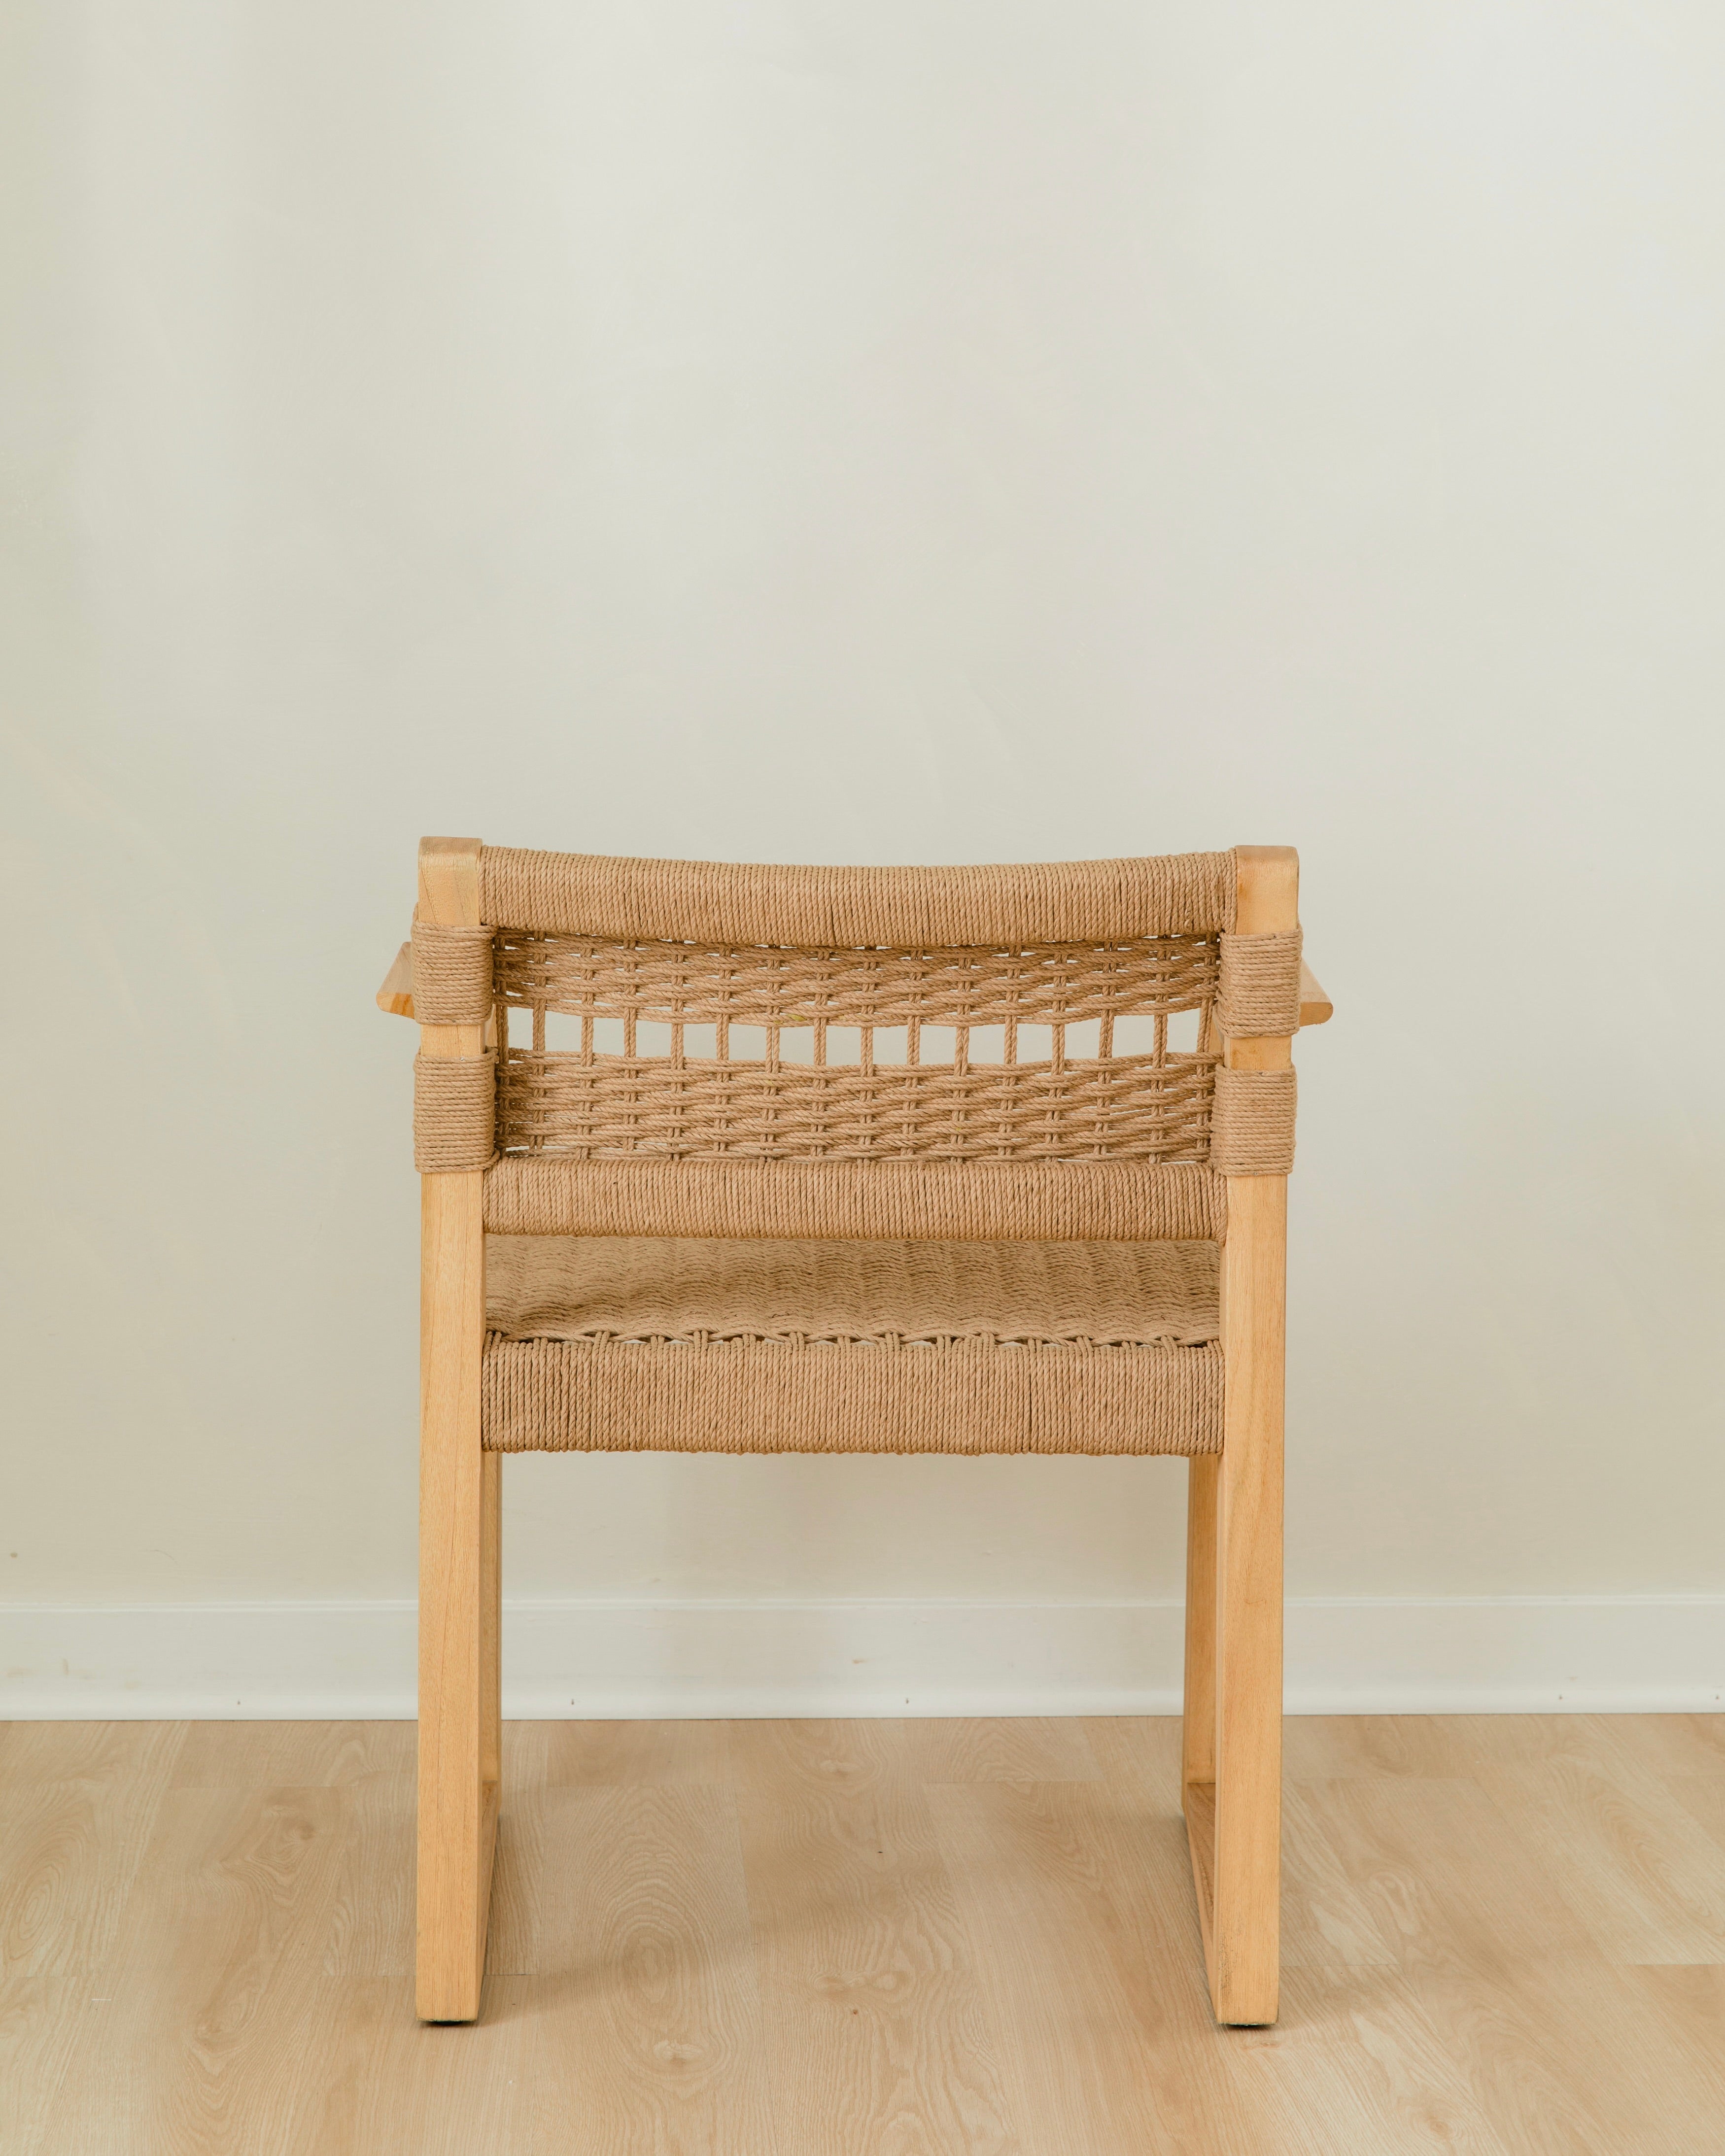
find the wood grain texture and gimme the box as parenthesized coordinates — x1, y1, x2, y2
(38, 1784, 356, 2154)
(1192, 842, 1297, 2025)
(313, 1975, 538, 2156)
(0, 1723, 187, 2156)
(897, 1715, 1102, 1785)
(1471, 1750, 1725, 1964)
(7, 1713, 1725, 2155)
(1278, 1778, 1401, 1968)
(929, 1775, 1249, 2154)
(1665, 1770, 1725, 1859)
(512, 1784, 779, 2155)
(1182, 1455, 1218, 1791)
(1297, 958, 1333, 1027)
(504, 1714, 734, 1792)
(415, 835, 496, 2023)
(172, 1721, 417, 1979)
(376, 940, 414, 1017)
(417, 1166, 490, 2019)
(1083, 1711, 1184, 1808)
(729, 1719, 1016, 2156)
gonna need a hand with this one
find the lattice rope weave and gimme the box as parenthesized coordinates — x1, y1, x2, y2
(490, 932, 1221, 1164)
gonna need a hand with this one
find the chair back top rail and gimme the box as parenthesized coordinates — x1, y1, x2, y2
(476, 846, 1238, 945)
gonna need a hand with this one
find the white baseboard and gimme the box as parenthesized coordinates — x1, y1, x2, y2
(2, 1595, 1723, 1719)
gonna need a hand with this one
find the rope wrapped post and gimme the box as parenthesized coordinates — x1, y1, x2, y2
(411, 920, 496, 1027)
(414, 836, 499, 2024)
(1185, 843, 1295, 2028)
(414, 1052, 498, 1174)
(1209, 1068, 1296, 1177)
(1217, 930, 1303, 1038)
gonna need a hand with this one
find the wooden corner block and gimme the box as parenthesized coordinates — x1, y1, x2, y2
(1233, 846, 1298, 937)
(418, 838, 483, 928)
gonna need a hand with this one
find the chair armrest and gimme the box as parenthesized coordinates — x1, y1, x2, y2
(1298, 959, 1333, 1027)
(377, 940, 414, 1018)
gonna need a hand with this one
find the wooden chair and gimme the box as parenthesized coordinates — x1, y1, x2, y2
(378, 837, 1331, 2026)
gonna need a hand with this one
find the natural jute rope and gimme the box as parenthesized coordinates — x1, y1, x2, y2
(478, 848, 1236, 945)
(410, 921, 494, 1026)
(413, 1052, 497, 1172)
(479, 1232, 1225, 1457)
(484, 1233, 1220, 1347)
(482, 1335, 1223, 1457)
(476, 1226, 1226, 1457)
(1217, 930, 1303, 1038)
(1209, 1067, 1297, 1176)
(492, 931, 1218, 1029)
(403, 841, 1312, 1463)
(494, 1050, 1218, 1163)
(481, 1156, 1227, 1241)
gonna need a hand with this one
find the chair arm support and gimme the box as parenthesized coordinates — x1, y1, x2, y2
(377, 940, 415, 1018)
(1297, 959, 1333, 1027)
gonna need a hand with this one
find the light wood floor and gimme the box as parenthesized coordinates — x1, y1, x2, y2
(6, 1715, 1725, 2154)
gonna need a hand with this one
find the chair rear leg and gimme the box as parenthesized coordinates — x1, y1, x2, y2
(1182, 1452, 1228, 2011)
(1208, 1447, 1281, 2020)
(1181, 1449, 1218, 1956)
(1182, 1455, 1219, 1800)
(417, 1169, 496, 2022)
(482, 1449, 501, 1793)
(1208, 1173, 1284, 2026)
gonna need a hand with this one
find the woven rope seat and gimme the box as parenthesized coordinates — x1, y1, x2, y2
(482, 1234, 1222, 1456)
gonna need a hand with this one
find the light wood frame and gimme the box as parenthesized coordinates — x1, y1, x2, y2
(1181, 845, 1297, 2023)
(412, 838, 500, 2022)
(385, 837, 1324, 2026)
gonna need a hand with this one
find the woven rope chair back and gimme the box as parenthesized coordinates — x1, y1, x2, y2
(478, 847, 1239, 1166)
(412, 847, 1298, 1201)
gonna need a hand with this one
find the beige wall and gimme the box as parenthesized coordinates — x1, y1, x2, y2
(4, 3, 1723, 1706)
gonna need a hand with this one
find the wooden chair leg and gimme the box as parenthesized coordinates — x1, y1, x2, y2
(1191, 1172, 1284, 2026)
(1182, 1455, 1219, 1798)
(417, 1168, 497, 2022)
(1180, 842, 1292, 2025)
(1181, 1453, 1220, 1988)
(482, 1448, 501, 1793)
(1183, 1450, 1235, 2013)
